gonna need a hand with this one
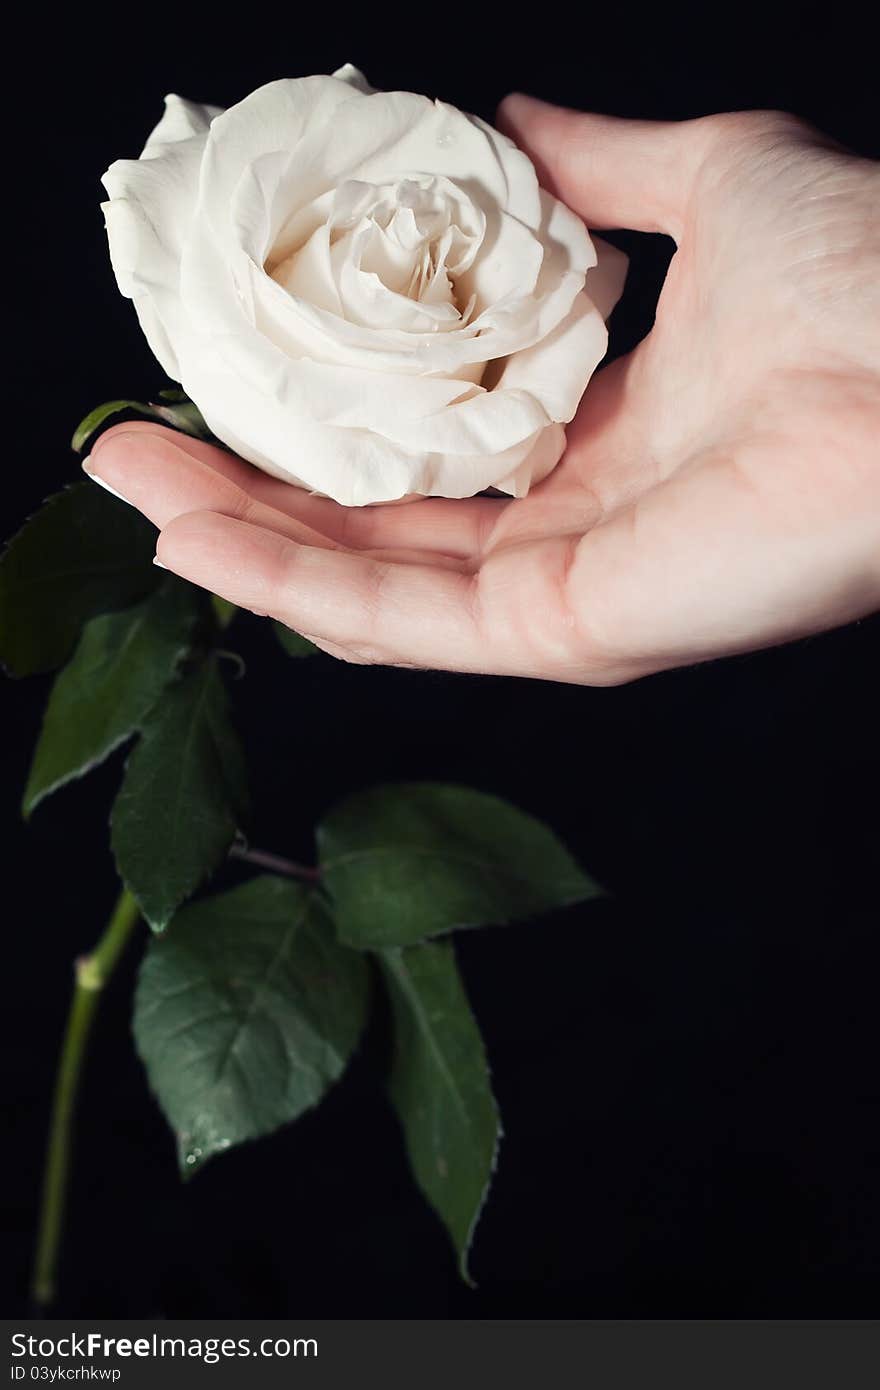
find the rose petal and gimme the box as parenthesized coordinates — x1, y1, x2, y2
(494, 291, 609, 422)
(182, 339, 559, 504)
(331, 63, 375, 94)
(101, 95, 217, 377)
(586, 235, 630, 321)
(142, 93, 221, 156)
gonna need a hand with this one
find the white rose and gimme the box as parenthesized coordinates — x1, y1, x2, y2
(102, 64, 626, 506)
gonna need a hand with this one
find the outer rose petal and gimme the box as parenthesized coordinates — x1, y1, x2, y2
(495, 234, 629, 426)
(183, 336, 562, 504)
(331, 63, 375, 94)
(588, 236, 630, 321)
(142, 94, 222, 155)
(492, 424, 567, 498)
(101, 95, 218, 377)
(494, 293, 609, 424)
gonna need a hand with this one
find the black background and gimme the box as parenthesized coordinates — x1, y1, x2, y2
(3, 5, 879, 1318)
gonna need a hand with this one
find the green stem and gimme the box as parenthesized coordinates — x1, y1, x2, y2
(31, 888, 141, 1309)
(228, 842, 320, 882)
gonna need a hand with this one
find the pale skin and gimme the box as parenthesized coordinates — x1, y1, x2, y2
(86, 96, 880, 684)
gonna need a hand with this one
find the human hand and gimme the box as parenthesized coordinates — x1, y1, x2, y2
(86, 97, 880, 683)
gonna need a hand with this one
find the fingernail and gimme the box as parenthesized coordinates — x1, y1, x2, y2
(81, 454, 132, 506)
(152, 556, 168, 570)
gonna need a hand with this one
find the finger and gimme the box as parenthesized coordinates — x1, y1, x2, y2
(497, 93, 709, 237)
(91, 420, 271, 492)
(87, 428, 343, 548)
(91, 420, 507, 561)
(155, 510, 495, 672)
(242, 483, 506, 562)
(86, 427, 467, 571)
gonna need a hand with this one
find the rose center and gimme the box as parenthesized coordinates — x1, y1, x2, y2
(331, 177, 482, 305)
(269, 174, 485, 333)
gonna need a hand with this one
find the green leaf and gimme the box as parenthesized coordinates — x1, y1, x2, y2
(70, 399, 159, 453)
(382, 940, 499, 1284)
(319, 782, 600, 949)
(151, 400, 210, 439)
(133, 875, 369, 1174)
(70, 394, 209, 453)
(274, 622, 318, 658)
(22, 580, 202, 818)
(212, 596, 238, 630)
(111, 655, 249, 931)
(0, 482, 161, 677)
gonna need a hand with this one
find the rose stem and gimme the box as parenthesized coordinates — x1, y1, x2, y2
(32, 588, 236, 1306)
(31, 888, 141, 1309)
(228, 843, 320, 882)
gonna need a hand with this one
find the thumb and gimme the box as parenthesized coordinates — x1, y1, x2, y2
(497, 93, 709, 238)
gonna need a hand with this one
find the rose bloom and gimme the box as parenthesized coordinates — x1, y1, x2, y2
(102, 64, 626, 506)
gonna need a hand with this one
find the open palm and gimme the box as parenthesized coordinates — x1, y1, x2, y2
(89, 97, 880, 683)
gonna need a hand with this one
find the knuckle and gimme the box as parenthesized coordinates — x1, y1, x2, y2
(475, 504, 504, 558)
(226, 487, 260, 525)
(335, 505, 367, 548)
(697, 108, 815, 147)
(560, 532, 648, 684)
(691, 110, 824, 183)
(686, 109, 836, 219)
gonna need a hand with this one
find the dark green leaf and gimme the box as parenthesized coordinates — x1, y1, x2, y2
(23, 580, 202, 818)
(319, 783, 600, 948)
(274, 622, 318, 658)
(70, 399, 159, 453)
(111, 655, 249, 931)
(134, 875, 369, 1173)
(382, 940, 499, 1283)
(0, 482, 161, 677)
